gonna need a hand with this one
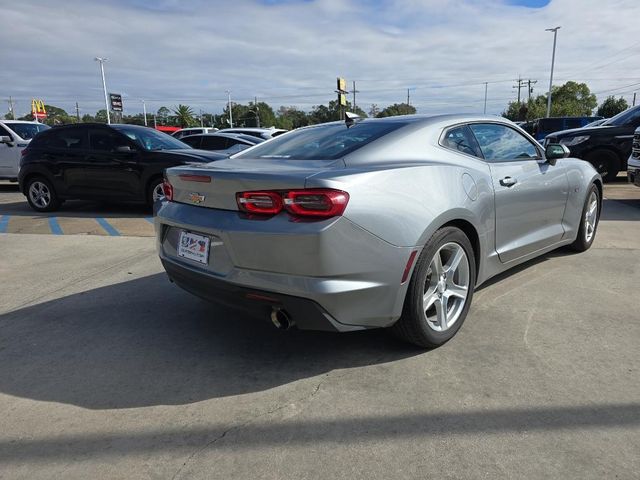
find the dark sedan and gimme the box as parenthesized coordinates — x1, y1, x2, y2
(180, 132, 264, 154)
(18, 123, 226, 212)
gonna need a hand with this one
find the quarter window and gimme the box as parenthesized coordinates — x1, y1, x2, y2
(42, 128, 87, 150)
(441, 125, 483, 158)
(89, 129, 128, 151)
(469, 123, 540, 162)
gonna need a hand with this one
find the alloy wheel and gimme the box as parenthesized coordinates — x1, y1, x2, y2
(152, 182, 165, 202)
(584, 191, 598, 243)
(28, 181, 51, 209)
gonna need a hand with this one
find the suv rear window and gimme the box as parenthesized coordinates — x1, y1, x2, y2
(36, 128, 86, 150)
(235, 121, 406, 160)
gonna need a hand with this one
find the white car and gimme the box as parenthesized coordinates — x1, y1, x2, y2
(0, 120, 50, 181)
(172, 127, 218, 140)
(628, 127, 640, 187)
(218, 127, 287, 140)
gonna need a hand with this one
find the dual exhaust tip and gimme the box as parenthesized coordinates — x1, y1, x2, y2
(270, 307, 294, 330)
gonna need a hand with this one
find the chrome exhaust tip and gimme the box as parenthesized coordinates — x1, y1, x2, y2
(270, 308, 294, 330)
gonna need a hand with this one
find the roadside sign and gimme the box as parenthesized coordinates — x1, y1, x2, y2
(109, 93, 123, 112)
(31, 99, 47, 120)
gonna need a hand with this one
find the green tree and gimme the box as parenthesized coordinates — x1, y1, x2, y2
(173, 104, 195, 128)
(376, 103, 416, 118)
(308, 100, 367, 124)
(369, 104, 380, 118)
(157, 106, 171, 125)
(276, 106, 310, 130)
(597, 96, 628, 118)
(81, 114, 95, 123)
(95, 109, 108, 123)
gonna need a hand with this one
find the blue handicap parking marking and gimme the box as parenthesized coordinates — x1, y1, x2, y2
(145, 217, 155, 224)
(0, 215, 9, 233)
(48, 217, 63, 235)
(96, 218, 121, 236)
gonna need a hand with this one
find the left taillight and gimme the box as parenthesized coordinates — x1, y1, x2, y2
(236, 189, 349, 219)
(162, 178, 174, 201)
(21, 149, 28, 157)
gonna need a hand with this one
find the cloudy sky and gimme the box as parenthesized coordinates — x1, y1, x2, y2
(2, 0, 639, 119)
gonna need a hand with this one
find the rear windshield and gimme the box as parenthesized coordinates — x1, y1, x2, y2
(5, 122, 49, 140)
(234, 121, 406, 160)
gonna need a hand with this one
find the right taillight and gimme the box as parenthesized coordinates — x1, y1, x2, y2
(236, 189, 349, 219)
(162, 178, 174, 201)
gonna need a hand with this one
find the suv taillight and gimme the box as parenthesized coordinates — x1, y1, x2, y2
(21, 149, 28, 157)
(162, 178, 174, 201)
(236, 189, 349, 218)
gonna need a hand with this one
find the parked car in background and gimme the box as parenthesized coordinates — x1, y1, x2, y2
(157, 114, 601, 348)
(172, 127, 218, 139)
(0, 120, 50, 181)
(218, 127, 287, 139)
(521, 116, 603, 141)
(545, 105, 640, 181)
(628, 127, 640, 187)
(18, 124, 226, 212)
(180, 132, 264, 154)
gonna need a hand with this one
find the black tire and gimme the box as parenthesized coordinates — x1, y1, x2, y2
(569, 184, 600, 252)
(392, 226, 476, 348)
(586, 150, 620, 182)
(25, 176, 60, 212)
(147, 177, 164, 207)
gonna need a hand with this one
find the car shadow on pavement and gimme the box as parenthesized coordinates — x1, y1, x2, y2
(0, 273, 419, 410)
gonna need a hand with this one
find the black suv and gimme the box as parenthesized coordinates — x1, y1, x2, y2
(19, 123, 225, 212)
(544, 105, 640, 182)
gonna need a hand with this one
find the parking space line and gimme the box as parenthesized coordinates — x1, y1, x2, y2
(144, 217, 155, 224)
(48, 217, 63, 235)
(96, 218, 121, 236)
(0, 215, 9, 233)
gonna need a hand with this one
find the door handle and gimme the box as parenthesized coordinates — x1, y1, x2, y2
(500, 176, 517, 187)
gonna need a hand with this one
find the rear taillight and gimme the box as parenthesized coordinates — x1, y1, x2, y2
(236, 189, 349, 219)
(237, 191, 283, 214)
(21, 149, 28, 157)
(162, 178, 174, 201)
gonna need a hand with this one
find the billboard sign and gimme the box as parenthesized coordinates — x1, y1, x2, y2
(109, 93, 123, 112)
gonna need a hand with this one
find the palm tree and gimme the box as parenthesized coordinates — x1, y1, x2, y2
(173, 104, 195, 128)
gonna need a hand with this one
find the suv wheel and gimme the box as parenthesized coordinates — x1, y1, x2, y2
(26, 177, 60, 212)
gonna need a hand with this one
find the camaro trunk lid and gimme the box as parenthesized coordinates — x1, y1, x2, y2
(165, 157, 345, 211)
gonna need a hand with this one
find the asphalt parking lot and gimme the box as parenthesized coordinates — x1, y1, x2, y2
(1, 178, 639, 479)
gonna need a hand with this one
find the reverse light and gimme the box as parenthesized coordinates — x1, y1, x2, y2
(236, 189, 349, 218)
(162, 178, 174, 201)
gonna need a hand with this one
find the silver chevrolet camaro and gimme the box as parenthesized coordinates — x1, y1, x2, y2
(156, 114, 601, 348)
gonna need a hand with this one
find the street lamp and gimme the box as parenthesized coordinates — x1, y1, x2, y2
(225, 90, 233, 128)
(141, 99, 148, 126)
(94, 57, 111, 124)
(545, 26, 561, 118)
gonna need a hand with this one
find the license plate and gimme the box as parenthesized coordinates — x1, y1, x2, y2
(178, 231, 210, 265)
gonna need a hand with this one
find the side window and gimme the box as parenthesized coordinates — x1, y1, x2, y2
(441, 125, 483, 158)
(469, 123, 540, 162)
(0, 125, 12, 137)
(42, 128, 87, 150)
(181, 136, 201, 148)
(88, 129, 129, 151)
(565, 118, 582, 129)
(201, 136, 228, 150)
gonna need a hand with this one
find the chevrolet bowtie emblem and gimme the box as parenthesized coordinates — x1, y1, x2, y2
(188, 193, 205, 204)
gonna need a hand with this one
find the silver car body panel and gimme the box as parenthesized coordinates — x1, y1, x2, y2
(156, 114, 600, 331)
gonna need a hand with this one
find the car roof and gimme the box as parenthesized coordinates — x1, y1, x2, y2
(0, 120, 44, 124)
(184, 132, 261, 141)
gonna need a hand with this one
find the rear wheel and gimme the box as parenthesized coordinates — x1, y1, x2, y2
(569, 184, 600, 252)
(392, 226, 476, 348)
(147, 177, 165, 206)
(26, 176, 60, 212)
(586, 150, 620, 182)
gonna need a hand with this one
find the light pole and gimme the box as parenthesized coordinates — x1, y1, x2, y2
(483, 82, 488, 114)
(141, 99, 148, 126)
(225, 90, 233, 127)
(545, 26, 561, 118)
(94, 57, 111, 124)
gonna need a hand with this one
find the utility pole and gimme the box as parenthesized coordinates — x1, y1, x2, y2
(94, 57, 111, 124)
(513, 76, 527, 104)
(352, 81, 359, 112)
(483, 82, 488, 114)
(254, 96, 260, 127)
(75, 102, 80, 122)
(225, 90, 233, 128)
(527, 79, 538, 102)
(153, 114, 157, 128)
(142, 99, 148, 126)
(407, 88, 410, 106)
(199, 109, 204, 127)
(545, 26, 561, 118)
(8, 97, 16, 119)
(633, 92, 637, 107)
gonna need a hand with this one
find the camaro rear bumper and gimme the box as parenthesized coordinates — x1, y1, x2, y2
(156, 201, 416, 331)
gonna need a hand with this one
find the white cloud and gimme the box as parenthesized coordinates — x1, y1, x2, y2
(1, 0, 639, 117)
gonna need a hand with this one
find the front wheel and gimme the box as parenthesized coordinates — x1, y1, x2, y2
(26, 176, 60, 212)
(569, 184, 600, 252)
(392, 226, 476, 348)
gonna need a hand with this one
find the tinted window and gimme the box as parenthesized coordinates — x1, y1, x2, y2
(112, 125, 189, 151)
(201, 136, 229, 150)
(0, 125, 11, 137)
(88, 129, 130, 151)
(604, 106, 640, 127)
(539, 118, 563, 132)
(181, 136, 202, 148)
(565, 118, 583, 129)
(235, 122, 406, 160)
(469, 123, 540, 161)
(42, 128, 87, 150)
(4, 122, 49, 140)
(441, 125, 482, 158)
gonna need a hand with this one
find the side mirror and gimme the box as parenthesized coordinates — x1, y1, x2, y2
(114, 145, 133, 153)
(545, 143, 570, 163)
(0, 135, 13, 145)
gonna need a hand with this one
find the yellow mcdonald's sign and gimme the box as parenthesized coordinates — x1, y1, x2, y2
(31, 99, 47, 119)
